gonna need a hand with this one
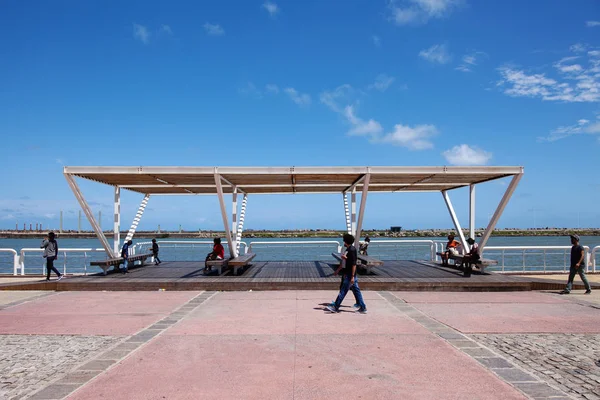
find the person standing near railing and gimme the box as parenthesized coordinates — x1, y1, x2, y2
(41, 232, 63, 281)
(149, 239, 161, 265)
(561, 235, 592, 295)
(121, 240, 133, 274)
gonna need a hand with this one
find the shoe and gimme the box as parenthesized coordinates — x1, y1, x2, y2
(353, 304, 360, 309)
(325, 305, 339, 313)
(585, 290, 592, 295)
(45, 279, 50, 281)
(357, 308, 367, 314)
(560, 290, 570, 295)
(57, 275, 63, 281)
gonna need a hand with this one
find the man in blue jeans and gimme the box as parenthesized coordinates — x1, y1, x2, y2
(561, 235, 592, 295)
(326, 233, 367, 314)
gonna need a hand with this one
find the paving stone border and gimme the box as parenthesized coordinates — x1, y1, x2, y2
(473, 333, 600, 400)
(26, 291, 217, 400)
(379, 291, 573, 400)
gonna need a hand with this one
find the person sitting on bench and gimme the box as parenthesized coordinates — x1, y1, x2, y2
(460, 238, 480, 274)
(359, 236, 371, 256)
(204, 238, 225, 272)
(441, 234, 460, 266)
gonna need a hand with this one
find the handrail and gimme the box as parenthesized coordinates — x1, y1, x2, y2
(18, 248, 108, 276)
(132, 240, 248, 255)
(368, 240, 436, 261)
(248, 240, 343, 254)
(0, 249, 19, 275)
(591, 245, 599, 273)
(482, 245, 590, 274)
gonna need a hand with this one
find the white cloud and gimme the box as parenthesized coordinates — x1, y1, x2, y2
(372, 35, 382, 47)
(379, 124, 437, 150)
(160, 24, 173, 35)
(133, 23, 150, 44)
(540, 118, 600, 142)
(442, 144, 492, 165)
(265, 84, 279, 94)
(1, 214, 15, 220)
(570, 43, 587, 53)
(204, 23, 224, 36)
(344, 106, 383, 136)
(262, 1, 279, 17)
(586, 21, 600, 27)
(44, 213, 56, 219)
(389, 0, 461, 25)
(368, 74, 395, 92)
(320, 84, 354, 113)
(284, 88, 311, 106)
(497, 46, 600, 103)
(239, 82, 262, 98)
(56, 158, 64, 165)
(321, 84, 437, 150)
(419, 44, 451, 64)
(455, 51, 487, 72)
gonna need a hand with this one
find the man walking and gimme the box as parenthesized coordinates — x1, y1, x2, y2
(121, 240, 133, 274)
(41, 232, 63, 281)
(561, 235, 592, 295)
(150, 239, 161, 265)
(326, 233, 367, 314)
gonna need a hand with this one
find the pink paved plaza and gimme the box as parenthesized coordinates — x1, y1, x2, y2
(1, 289, 599, 399)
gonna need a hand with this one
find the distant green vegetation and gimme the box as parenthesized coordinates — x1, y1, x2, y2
(1, 228, 599, 239)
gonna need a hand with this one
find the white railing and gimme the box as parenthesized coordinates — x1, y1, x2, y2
(248, 240, 343, 254)
(368, 240, 436, 261)
(590, 245, 599, 273)
(0, 249, 19, 275)
(481, 246, 590, 274)
(18, 248, 108, 276)
(132, 240, 248, 259)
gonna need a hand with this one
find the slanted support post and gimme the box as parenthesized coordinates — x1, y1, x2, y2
(113, 186, 121, 256)
(351, 189, 357, 236)
(236, 194, 248, 253)
(231, 187, 238, 253)
(469, 185, 476, 241)
(354, 172, 370, 249)
(214, 170, 237, 258)
(343, 193, 351, 234)
(442, 190, 468, 253)
(479, 173, 523, 253)
(125, 194, 150, 242)
(64, 173, 115, 258)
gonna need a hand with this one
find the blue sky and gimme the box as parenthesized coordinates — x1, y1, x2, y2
(1, 0, 599, 231)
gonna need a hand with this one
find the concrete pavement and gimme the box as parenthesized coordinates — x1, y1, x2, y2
(0, 290, 597, 399)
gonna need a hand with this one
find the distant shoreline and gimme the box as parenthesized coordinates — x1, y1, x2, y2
(1, 228, 598, 239)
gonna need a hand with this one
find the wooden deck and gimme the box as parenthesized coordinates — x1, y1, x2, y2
(0, 260, 587, 292)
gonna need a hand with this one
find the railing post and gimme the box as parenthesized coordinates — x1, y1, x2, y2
(13, 252, 19, 276)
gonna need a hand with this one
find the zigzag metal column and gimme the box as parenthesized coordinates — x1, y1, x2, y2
(125, 194, 150, 243)
(113, 186, 121, 256)
(236, 194, 247, 253)
(231, 188, 238, 253)
(343, 193, 351, 234)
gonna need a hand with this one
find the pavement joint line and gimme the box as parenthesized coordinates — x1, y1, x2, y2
(0, 291, 60, 311)
(27, 290, 219, 400)
(378, 291, 573, 400)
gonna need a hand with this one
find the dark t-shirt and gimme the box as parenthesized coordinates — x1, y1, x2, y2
(152, 243, 159, 254)
(121, 243, 129, 259)
(570, 244, 584, 267)
(342, 245, 358, 276)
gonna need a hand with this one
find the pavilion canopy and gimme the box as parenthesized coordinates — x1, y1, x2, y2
(63, 166, 524, 195)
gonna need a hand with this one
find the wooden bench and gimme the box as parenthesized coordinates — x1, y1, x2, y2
(206, 253, 257, 275)
(436, 252, 498, 274)
(90, 253, 153, 275)
(331, 253, 383, 274)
